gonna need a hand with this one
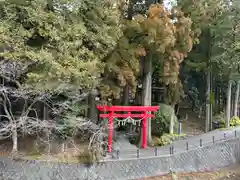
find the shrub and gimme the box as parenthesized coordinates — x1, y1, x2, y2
(213, 112, 226, 128)
(230, 116, 240, 127)
(129, 135, 140, 145)
(77, 149, 93, 164)
(152, 133, 185, 146)
(77, 148, 103, 165)
(213, 113, 240, 128)
(151, 103, 178, 137)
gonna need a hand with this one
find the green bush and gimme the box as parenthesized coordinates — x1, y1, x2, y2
(151, 103, 178, 137)
(230, 116, 240, 127)
(152, 133, 185, 146)
(213, 112, 226, 128)
(129, 135, 140, 145)
(213, 112, 240, 128)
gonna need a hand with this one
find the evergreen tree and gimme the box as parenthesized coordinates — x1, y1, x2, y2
(0, 0, 121, 93)
(177, 0, 225, 131)
(211, 0, 240, 127)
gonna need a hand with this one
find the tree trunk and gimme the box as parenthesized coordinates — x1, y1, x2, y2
(220, 87, 224, 112)
(209, 71, 213, 130)
(12, 124, 18, 152)
(205, 28, 212, 132)
(231, 92, 234, 117)
(123, 85, 132, 132)
(234, 80, 240, 117)
(127, 0, 134, 20)
(226, 80, 232, 128)
(215, 82, 219, 114)
(43, 104, 49, 120)
(61, 143, 65, 153)
(122, 86, 129, 106)
(169, 105, 175, 134)
(205, 70, 211, 132)
(0, 105, 3, 122)
(2, 95, 18, 152)
(141, 55, 152, 145)
(87, 90, 98, 123)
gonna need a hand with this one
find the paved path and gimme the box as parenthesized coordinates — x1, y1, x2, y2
(105, 126, 240, 160)
(113, 133, 137, 150)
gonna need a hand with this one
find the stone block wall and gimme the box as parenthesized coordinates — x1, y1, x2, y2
(0, 137, 240, 180)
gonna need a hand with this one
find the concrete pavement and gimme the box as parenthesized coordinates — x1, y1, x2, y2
(105, 126, 240, 160)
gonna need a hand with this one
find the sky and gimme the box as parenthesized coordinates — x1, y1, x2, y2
(163, 0, 177, 10)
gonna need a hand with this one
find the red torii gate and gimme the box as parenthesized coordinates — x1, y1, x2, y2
(97, 105, 160, 152)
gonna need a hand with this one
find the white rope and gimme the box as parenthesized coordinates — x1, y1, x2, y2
(115, 116, 145, 127)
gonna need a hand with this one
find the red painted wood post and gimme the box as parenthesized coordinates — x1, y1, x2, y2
(108, 111, 114, 153)
(142, 111, 147, 149)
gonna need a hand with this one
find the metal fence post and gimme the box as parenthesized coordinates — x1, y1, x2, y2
(200, 139, 202, 147)
(186, 142, 189, 150)
(172, 145, 174, 154)
(235, 130, 237, 137)
(169, 146, 172, 155)
(154, 147, 157, 156)
(212, 136, 215, 143)
(116, 150, 119, 159)
(178, 122, 182, 135)
(137, 149, 140, 158)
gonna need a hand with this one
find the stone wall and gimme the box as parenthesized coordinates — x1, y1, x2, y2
(1, 137, 240, 180)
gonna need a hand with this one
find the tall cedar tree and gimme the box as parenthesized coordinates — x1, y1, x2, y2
(0, 0, 122, 93)
(101, 3, 193, 143)
(101, 3, 193, 103)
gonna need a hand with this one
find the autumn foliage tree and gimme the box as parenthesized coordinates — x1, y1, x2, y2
(102, 4, 192, 100)
(101, 3, 194, 142)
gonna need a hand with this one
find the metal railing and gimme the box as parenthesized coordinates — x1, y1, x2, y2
(109, 129, 239, 160)
(1, 131, 240, 180)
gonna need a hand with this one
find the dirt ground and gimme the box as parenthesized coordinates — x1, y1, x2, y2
(0, 110, 207, 162)
(181, 110, 205, 137)
(138, 165, 240, 180)
(175, 100, 205, 137)
(0, 136, 89, 163)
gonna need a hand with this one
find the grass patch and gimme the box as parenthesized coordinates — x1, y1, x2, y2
(152, 133, 185, 146)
